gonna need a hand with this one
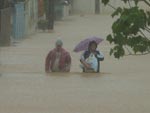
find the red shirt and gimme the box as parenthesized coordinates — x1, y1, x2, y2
(45, 48, 71, 72)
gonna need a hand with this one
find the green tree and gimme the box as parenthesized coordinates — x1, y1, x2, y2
(102, 0, 150, 59)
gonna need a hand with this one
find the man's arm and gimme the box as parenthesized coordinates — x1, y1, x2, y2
(45, 52, 52, 72)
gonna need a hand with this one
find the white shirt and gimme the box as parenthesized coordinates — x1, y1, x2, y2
(52, 52, 61, 72)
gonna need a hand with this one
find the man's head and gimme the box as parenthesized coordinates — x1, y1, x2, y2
(55, 39, 63, 51)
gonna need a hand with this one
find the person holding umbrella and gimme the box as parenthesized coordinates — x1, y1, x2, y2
(80, 40, 104, 73)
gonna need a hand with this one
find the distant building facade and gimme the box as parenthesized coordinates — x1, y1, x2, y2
(72, 0, 150, 14)
(25, 0, 38, 35)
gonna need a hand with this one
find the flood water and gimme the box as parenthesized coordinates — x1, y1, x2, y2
(0, 15, 150, 113)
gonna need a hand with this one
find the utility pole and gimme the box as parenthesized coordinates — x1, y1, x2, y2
(47, 0, 54, 30)
(95, 0, 100, 14)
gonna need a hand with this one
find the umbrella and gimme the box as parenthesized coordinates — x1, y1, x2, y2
(73, 36, 103, 52)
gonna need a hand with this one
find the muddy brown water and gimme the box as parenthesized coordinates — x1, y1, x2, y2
(0, 15, 150, 113)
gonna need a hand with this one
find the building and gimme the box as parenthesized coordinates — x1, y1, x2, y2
(72, 0, 150, 14)
(25, 0, 38, 35)
(0, 0, 11, 46)
(72, 0, 95, 14)
(11, 0, 38, 41)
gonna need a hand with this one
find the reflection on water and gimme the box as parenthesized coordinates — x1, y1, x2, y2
(0, 72, 110, 79)
(46, 72, 111, 78)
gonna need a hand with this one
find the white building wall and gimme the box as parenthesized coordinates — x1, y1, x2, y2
(73, 0, 95, 14)
(100, 0, 150, 14)
(72, 0, 149, 14)
(63, 5, 70, 18)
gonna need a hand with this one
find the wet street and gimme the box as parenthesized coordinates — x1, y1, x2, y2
(0, 15, 150, 113)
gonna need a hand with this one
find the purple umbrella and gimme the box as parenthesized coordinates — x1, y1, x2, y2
(73, 36, 103, 52)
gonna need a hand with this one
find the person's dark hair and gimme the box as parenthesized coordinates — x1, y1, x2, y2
(88, 41, 97, 50)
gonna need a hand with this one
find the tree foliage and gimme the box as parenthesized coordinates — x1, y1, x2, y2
(102, 0, 150, 58)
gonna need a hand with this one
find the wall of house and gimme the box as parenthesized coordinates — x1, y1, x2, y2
(72, 0, 95, 14)
(100, 0, 150, 14)
(72, 0, 150, 14)
(25, 0, 38, 35)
